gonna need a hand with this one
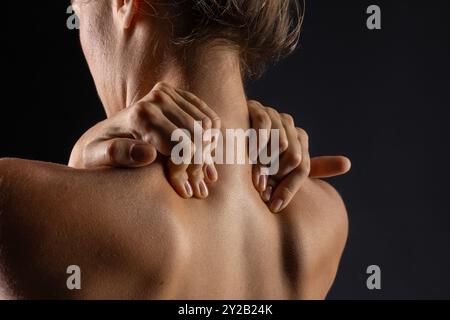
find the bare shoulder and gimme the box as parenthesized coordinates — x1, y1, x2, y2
(0, 157, 74, 186)
(0, 157, 177, 299)
(281, 178, 349, 299)
(0, 158, 11, 207)
(0, 157, 172, 208)
(0, 158, 75, 298)
(0, 157, 101, 214)
(0, 157, 60, 210)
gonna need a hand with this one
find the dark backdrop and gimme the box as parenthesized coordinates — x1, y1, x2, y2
(0, 1, 449, 299)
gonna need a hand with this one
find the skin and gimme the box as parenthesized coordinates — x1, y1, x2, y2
(0, 0, 349, 299)
(68, 83, 350, 210)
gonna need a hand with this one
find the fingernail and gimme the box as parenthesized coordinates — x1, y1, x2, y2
(184, 181, 193, 198)
(258, 174, 267, 192)
(199, 180, 209, 197)
(206, 164, 217, 181)
(262, 185, 273, 202)
(271, 198, 284, 213)
(130, 144, 149, 162)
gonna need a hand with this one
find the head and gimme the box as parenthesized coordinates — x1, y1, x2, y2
(72, 0, 303, 115)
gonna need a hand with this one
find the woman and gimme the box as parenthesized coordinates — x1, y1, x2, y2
(0, 0, 350, 299)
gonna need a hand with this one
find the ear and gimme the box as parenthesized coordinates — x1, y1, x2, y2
(113, 0, 138, 29)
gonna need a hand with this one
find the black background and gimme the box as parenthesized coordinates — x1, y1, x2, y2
(0, 1, 449, 299)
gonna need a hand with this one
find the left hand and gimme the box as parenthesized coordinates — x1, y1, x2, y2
(247, 100, 351, 213)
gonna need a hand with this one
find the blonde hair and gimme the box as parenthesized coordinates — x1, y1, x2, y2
(143, 0, 304, 78)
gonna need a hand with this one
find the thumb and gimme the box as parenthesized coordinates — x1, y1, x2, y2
(309, 156, 351, 178)
(84, 138, 157, 168)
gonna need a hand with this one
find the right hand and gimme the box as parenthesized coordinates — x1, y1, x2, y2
(69, 82, 221, 199)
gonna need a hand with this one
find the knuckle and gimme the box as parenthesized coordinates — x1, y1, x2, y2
(186, 118, 198, 135)
(302, 160, 311, 177)
(185, 90, 200, 100)
(287, 152, 302, 168)
(190, 142, 197, 157)
(211, 116, 221, 129)
(150, 88, 170, 104)
(281, 113, 295, 125)
(132, 101, 147, 118)
(198, 101, 216, 116)
(254, 112, 271, 128)
(188, 165, 204, 179)
(297, 127, 309, 140)
(153, 81, 170, 91)
(168, 165, 188, 180)
(181, 140, 196, 159)
(201, 117, 212, 130)
(143, 132, 157, 147)
(247, 100, 262, 108)
(144, 107, 160, 123)
(279, 138, 289, 152)
(129, 105, 144, 127)
(265, 107, 278, 116)
(298, 154, 311, 176)
(278, 186, 295, 200)
(133, 103, 159, 124)
(198, 100, 209, 110)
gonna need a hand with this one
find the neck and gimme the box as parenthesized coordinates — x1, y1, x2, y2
(118, 45, 254, 183)
(122, 46, 250, 130)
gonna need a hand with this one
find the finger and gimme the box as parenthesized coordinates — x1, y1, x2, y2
(175, 87, 221, 130)
(248, 100, 271, 158)
(183, 132, 210, 199)
(176, 87, 220, 185)
(265, 107, 289, 155)
(150, 85, 199, 138)
(174, 87, 220, 185)
(129, 99, 197, 198)
(129, 101, 191, 157)
(167, 160, 194, 199)
(257, 107, 288, 181)
(268, 128, 310, 213)
(310, 156, 351, 178)
(248, 101, 290, 195)
(164, 120, 197, 199)
(248, 100, 272, 192)
(274, 115, 302, 178)
(84, 138, 157, 168)
(188, 164, 209, 199)
(202, 129, 218, 184)
(262, 118, 302, 201)
(252, 165, 268, 193)
(158, 83, 219, 187)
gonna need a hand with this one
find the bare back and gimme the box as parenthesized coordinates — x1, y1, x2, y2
(0, 158, 348, 300)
